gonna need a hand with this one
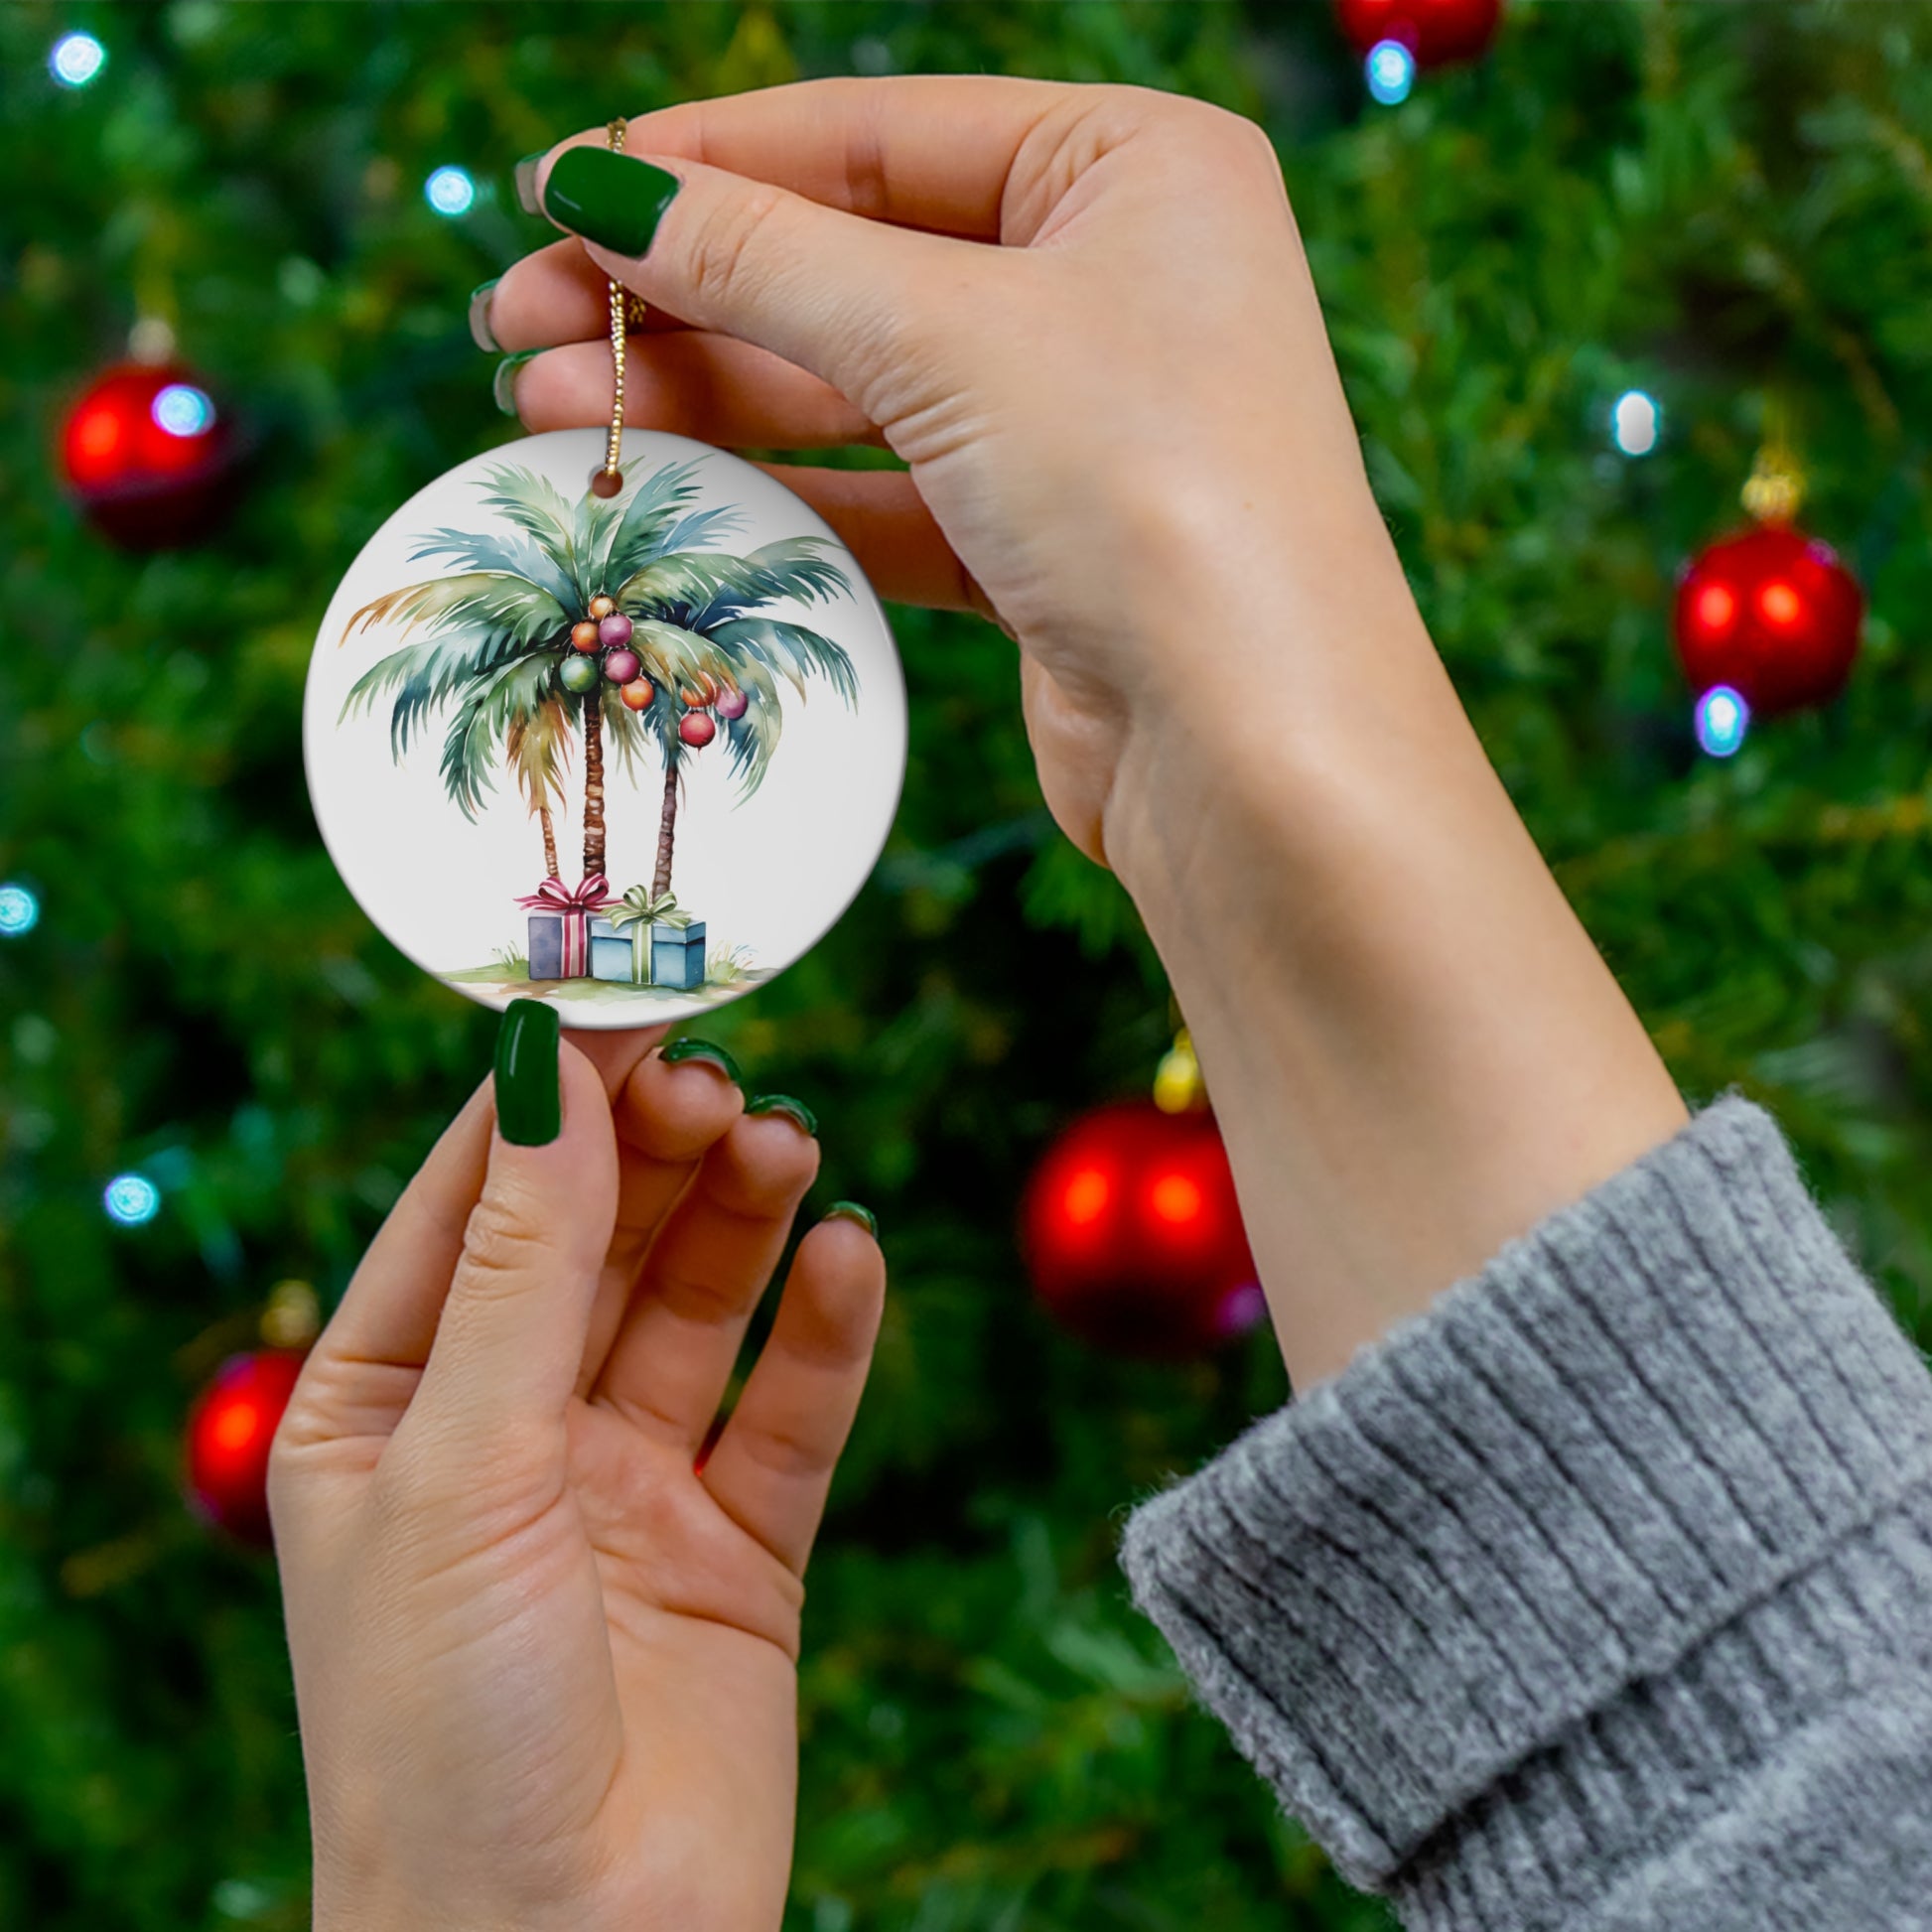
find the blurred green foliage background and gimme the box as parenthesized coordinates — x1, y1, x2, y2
(3, 3, 1931, 1928)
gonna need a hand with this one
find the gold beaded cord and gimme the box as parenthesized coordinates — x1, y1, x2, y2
(591, 116, 641, 498)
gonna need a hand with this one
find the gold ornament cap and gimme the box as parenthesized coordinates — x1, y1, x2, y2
(1154, 1027, 1206, 1114)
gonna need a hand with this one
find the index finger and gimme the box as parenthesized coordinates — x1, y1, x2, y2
(552, 73, 1079, 241)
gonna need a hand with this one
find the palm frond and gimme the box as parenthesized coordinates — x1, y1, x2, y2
(703, 616, 860, 706)
(616, 539, 851, 633)
(656, 504, 744, 561)
(341, 631, 549, 758)
(341, 570, 570, 648)
(438, 653, 562, 820)
(477, 467, 592, 605)
(405, 524, 579, 612)
(717, 658, 784, 802)
(627, 618, 737, 690)
(687, 538, 851, 629)
(597, 686, 649, 784)
(595, 460, 714, 589)
(505, 698, 574, 817)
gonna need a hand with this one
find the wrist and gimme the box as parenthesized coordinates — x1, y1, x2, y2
(1099, 501, 1444, 920)
(1096, 528, 1686, 1387)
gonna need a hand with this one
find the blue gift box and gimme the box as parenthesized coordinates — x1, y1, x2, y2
(588, 915, 647, 985)
(651, 920, 707, 991)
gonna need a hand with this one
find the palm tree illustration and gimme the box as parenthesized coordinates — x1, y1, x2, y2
(338, 460, 859, 907)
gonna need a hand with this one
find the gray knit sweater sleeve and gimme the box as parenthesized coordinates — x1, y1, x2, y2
(1120, 1099, 1932, 1930)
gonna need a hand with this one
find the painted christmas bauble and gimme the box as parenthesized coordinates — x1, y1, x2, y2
(1334, 0, 1501, 65)
(1021, 1101, 1265, 1358)
(305, 428, 906, 1030)
(185, 1349, 306, 1545)
(715, 685, 750, 721)
(1673, 523, 1863, 717)
(60, 361, 240, 549)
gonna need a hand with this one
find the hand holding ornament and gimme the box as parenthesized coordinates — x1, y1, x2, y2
(271, 1016, 883, 1932)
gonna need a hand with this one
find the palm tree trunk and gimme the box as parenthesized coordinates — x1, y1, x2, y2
(582, 692, 607, 878)
(539, 804, 560, 881)
(651, 760, 678, 898)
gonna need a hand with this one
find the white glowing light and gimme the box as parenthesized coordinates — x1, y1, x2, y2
(152, 383, 215, 438)
(1366, 40, 1416, 105)
(1695, 685, 1749, 759)
(104, 1173, 162, 1226)
(50, 32, 106, 87)
(1612, 389, 1661, 457)
(0, 883, 39, 936)
(425, 166, 477, 216)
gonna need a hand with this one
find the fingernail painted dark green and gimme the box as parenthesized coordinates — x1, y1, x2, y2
(493, 350, 539, 415)
(660, 1036, 742, 1083)
(468, 278, 501, 352)
(824, 1200, 878, 1237)
(495, 999, 561, 1146)
(541, 146, 681, 256)
(513, 152, 545, 215)
(747, 1094, 818, 1138)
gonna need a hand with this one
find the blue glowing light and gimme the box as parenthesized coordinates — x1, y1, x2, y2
(50, 32, 106, 87)
(0, 883, 39, 936)
(425, 166, 477, 216)
(1365, 40, 1416, 105)
(1611, 389, 1661, 457)
(1695, 684, 1749, 759)
(104, 1173, 162, 1226)
(152, 383, 215, 438)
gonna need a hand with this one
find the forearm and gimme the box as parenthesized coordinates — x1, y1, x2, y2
(1103, 503, 1686, 1388)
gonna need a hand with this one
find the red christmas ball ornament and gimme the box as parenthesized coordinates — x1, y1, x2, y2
(678, 710, 717, 748)
(1674, 523, 1863, 718)
(184, 1348, 306, 1545)
(60, 361, 239, 549)
(1334, 0, 1501, 67)
(1022, 1100, 1263, 1359)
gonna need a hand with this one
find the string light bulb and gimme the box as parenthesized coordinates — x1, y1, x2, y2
(1611, 389, 1660, 457)
(425, 166, 477, 216)
(0, 883, 40, 937)
(1365, 39, 1416, 103)
(50, 32, 106, 87)
(103, 1173, 162, 1226)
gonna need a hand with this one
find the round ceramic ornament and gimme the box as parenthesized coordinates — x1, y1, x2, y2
(305, 426, 905, 1028)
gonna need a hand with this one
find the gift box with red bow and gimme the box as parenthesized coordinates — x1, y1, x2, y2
(517, 874, 615, 981)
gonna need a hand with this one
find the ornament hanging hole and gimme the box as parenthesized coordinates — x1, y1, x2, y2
(590, 466, 623, 498)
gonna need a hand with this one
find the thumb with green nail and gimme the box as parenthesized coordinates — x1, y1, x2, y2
(269, 999, 884, 1932)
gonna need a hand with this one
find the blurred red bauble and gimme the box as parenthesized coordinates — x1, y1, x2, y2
(184, 1349, 305, 1546)
(1021, 1100, 1264, 1359)
(59, 361, 240, 549)
(1673, 523, 1863, 717)
(1334, 0, 1501, 66)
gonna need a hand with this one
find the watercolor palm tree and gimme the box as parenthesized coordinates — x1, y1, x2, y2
(338, 460, 859, 936)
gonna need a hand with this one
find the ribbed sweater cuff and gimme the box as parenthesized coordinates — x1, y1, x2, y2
(1120, 1098, 1932, 1902)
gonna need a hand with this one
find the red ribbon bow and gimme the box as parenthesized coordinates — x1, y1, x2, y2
(515, 875, 616, 979)
(515, 874, 615, 913)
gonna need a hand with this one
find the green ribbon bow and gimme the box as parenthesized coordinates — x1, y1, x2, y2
(609, 886, 695, 932)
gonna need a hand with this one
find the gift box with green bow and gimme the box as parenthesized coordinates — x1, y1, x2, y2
(589, 888, 706, 990)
